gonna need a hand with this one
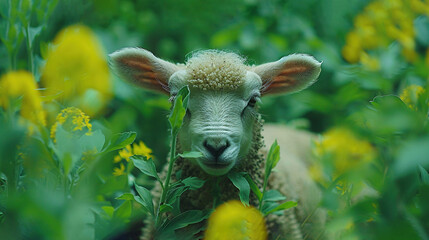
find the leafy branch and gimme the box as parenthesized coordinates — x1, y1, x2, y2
(131, 86, 208, 239)
(229, 140, 297, 216)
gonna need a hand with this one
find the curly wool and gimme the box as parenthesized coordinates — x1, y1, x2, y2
(185, 51, 247, 90)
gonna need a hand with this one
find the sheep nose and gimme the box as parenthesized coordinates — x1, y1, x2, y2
(203, 138, 230, 159)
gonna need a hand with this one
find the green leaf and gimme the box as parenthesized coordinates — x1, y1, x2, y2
(165, 185, 188, 206)
(54, 124, 84, 175)
(102, 206, 115, 219)
(0, 0, 8, 18)
(158, 210, 210, 238)
(245, 174, 262, 201)
(419, 165, 429, 185)
(131, 155, 161, 184)
(262, 189, 287, 202)
(25, 25, 43, 45)
(228, 172, 250, 206)
(102, 131, 136, 152)
(114, 200, 132, 220)
(178, 151, 204, 159)
(394, 137, 429, 177)
(159, 204, 173, 214)
(265, 140, 280, 183)
(79, 129, 105, 152)
(116, 193, 135, 201)
(370, 95, 407, 110)
(134, 183, 154, 216)
(169, 86, 190, 136)
(264, 201, 297, 216)
(182, 177, 205, 190)
(175, 224, 207, 240)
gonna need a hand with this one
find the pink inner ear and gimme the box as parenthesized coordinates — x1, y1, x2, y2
(279, 65, 309, 76)
(118, 56, 169, 92)
(262, 64, 311, 94)
(120, 56, 153, 72)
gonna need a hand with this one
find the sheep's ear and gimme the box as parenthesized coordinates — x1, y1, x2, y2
(109, 48, 179, 94)
(252, 54, 321, 95)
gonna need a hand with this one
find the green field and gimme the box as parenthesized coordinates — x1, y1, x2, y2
(1, 0, 429, 239)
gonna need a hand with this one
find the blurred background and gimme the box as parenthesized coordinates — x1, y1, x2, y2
(1, 0, 429, 239)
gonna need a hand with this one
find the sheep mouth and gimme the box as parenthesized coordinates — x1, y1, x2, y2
(203, 162, 231, 169)
(198, 159, 234, 176)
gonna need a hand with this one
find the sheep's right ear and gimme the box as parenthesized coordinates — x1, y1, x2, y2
(109, 48, 179, 94)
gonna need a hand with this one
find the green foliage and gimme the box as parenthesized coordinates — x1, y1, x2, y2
(127, 85, 207, 238)
(131, 155, 162, 185)
(228, 172, 250, 206)
(244, 141, 296, 216)
(169, 86, 190, 136)
(228, 141, 296, 215)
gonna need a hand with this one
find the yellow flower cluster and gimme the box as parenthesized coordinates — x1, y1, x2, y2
(41, 25, 111, 116)
(113, 163, 126, 177)
(205, 200, 267, 240)
(50, 107, 92, 142)
(313, 127, 376, 179)
(0, 71, 46, 127)
(342, 0, 429, 70)
(113, 141, 153, 176)
(399, 85, 427, 110)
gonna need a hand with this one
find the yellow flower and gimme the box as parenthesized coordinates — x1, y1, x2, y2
(0, 71, 46, 127)
(205, 200, 267, 240)
(112, 140, 153, 176)
(342, 0, 427, 67)
(360, 52, 380, 71)
(41, 25, 111, 116)
(315, 127, 376, 177)
(114, 155, 122, 163)
(50, 107, 92, 141)
(133, 141, 153, 157)
(115, 141, 153, 162)
(399, 85, 427, 110)
(113, 163, 126, 176)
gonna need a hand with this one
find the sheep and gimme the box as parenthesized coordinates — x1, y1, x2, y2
(109, 48, 326, 240)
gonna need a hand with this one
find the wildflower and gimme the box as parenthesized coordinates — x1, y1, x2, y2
(113, 140, 153, 176)
(400, 85, 427, 110)
(359, 52, 380, 71)
(113, 163, 126, 176)
(41, 25, 111, 116)
(0, 71, 46, 127)
(116, 141, 153, 162)
(50, 107, 92, 142)
(315, 127, 376, 178)
(205, 200, 267, 240)
(342, 0, 426, 68)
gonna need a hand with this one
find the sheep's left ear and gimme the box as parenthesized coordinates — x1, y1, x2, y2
(252, 54, 321, 95)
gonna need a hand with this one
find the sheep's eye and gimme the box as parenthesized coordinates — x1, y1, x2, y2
(186, 109, 191, 117)
(247, 97, 258, 108)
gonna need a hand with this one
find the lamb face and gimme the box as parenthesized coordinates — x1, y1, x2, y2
(169, 70, 262, 175)
(109, 48, 321, 176)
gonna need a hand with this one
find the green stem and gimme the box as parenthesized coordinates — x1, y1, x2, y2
(258, 180, 268, 211)
(25, 25, 34, 74)
(155, 132, 177, 227)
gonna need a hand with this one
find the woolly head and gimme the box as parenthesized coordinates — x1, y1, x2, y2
(110, 48, 321, 175)
(185, 51, 246, 90)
